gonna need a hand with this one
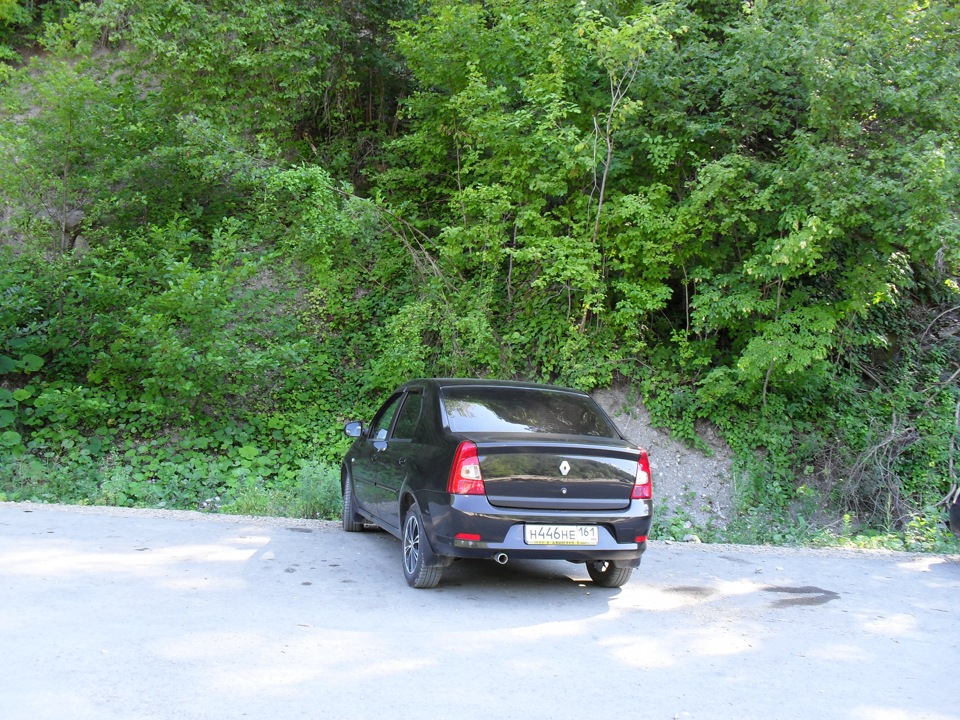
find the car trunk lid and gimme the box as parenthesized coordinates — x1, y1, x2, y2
(470, 435, 640, 511)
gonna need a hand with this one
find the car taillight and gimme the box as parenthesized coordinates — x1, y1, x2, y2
(448, 441, 486, 495)
(631, 449, 652, 500)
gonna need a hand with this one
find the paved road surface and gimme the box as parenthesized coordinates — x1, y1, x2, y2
(1, 503, 957, 720)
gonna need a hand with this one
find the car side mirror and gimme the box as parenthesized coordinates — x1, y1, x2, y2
(344, 421, 363, 438)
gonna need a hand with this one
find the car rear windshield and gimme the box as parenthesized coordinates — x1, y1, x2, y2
(440, 386, 620, 437)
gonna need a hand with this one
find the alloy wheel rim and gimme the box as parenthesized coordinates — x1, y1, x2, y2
(403, 515, 420, 575)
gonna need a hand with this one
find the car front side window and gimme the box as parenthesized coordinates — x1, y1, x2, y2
(368, 394, 403, 441)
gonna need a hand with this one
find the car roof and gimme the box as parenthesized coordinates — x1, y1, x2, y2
(403, 378, 588, 395)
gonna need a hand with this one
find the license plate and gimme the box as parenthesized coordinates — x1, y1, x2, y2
(524, 524, 598, 546)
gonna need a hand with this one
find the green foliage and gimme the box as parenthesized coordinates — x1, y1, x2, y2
(718, 505, 829, 547)
(0, 0, 20, 22)
(54, 0, 412, 174)
(58, 0, 343, 143)
(219, 461, 342, 519)
(825, 301, 960, 527)
(1, 1, 78, 67)
(1, 0, 410, 514)
(0, 438, 343, 519)
(382, 0, 680, 385)
(0, 58, 115, 254)
(0, 0, 957, 543)
(0, 189, 361, 509)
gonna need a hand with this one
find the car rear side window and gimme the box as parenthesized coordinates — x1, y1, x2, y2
(392, 392, 423, 440)
(440, 387, 619, 437)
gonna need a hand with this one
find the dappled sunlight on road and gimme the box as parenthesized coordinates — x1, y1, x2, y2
(0, 540, 264, 587)
(152, 628, 437, 694)
(861, 613, 919, 636)
(896, 555, 956, 573)
(149, 623, 449, 697)
(600, 624, 757, 668)
(612, 582, 712, 610)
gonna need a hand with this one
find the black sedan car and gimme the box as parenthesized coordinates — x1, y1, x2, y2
(341, 378, 653, 588)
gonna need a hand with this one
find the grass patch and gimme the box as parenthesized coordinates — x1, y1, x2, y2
(218, 460, 341, 519)
(0, 450, 343, 520)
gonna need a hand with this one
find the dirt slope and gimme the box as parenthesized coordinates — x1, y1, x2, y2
(594, 387, 735, 536)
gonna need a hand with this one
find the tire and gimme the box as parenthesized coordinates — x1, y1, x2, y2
(586, 560, 634, 588)
(341, 471, 365, 533)
(402, 503, 443, 589)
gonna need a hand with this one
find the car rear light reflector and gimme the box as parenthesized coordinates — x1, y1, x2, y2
(631, 450, 652, 500)
(448, 441, 486, 495)
(636, 535, 648, 543)
(455, 533, 482, 542)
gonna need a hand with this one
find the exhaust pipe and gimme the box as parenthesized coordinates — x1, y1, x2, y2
(493, 553, 509, 565)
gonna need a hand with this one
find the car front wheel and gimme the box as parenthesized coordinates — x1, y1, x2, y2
(402, 503, 443, 589)
(586, 560, 633, 588)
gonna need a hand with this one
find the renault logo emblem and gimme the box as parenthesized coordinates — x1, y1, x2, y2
(559, 461, 570, 476)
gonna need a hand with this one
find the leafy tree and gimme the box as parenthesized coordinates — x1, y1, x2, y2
(382, 0, 683, 386)
(686, 0, 960, 404)
(0, 59, 116, 254)
(56, 0, 413, 176)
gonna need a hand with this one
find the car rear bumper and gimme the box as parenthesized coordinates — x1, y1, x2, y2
(422, 493, 652, 564)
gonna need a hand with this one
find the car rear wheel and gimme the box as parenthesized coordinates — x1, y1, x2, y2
(341, 471, 365, 533)
(586, 560, 633, 588)
(402, 503, 443, 589)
